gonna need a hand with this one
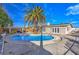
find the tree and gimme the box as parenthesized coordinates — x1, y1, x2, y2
(0, 6, 13, 27)
(25, 6, 45, 30)
(0, 5, 13, 33)
(25, 6, 46, 48)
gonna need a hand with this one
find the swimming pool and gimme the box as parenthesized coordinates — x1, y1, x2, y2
(11, 34, 54, 41)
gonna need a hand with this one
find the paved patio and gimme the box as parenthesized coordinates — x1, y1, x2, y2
(2, 36, 52, 55)
(0, 33, 79, 55)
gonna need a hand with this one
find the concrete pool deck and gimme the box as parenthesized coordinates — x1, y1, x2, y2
(10, 33, 61, 45)
(9, 34, 60, 45)
(31, 35, 61, 45)
(2, 35, 52, 55)
(1, 33, 79, 55)
(2, 34, 65, 55)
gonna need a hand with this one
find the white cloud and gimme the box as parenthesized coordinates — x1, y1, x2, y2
(71, 21, 79, 24)
(71, 21, 77, 24)
(66, 4, 79, 15)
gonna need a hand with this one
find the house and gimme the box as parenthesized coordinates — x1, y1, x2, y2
(0, 23, 73, 35)
(0, 27, 23, 33)
(43, 23, 73, 35)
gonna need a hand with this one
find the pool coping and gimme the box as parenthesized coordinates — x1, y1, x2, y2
(31, 35, 61, 45)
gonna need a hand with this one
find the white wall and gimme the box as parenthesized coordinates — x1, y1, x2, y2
(52, 27, 67, 34)
(44, 26, 73, 35)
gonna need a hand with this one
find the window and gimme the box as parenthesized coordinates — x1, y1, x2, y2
(52, 27, 59, 33)
(57, 28, 59, 33)
(52, 28, 54, 32)
(55, 28, 56, 33)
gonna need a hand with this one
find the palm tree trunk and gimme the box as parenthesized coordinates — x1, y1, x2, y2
(34, 16, 38, 32)
(23, 20, 26, 33)
(40, 26, 43, 48)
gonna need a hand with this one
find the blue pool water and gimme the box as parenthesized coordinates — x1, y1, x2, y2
(11, 35, 54, 41)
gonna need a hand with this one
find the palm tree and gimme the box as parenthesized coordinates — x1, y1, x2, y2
(25, 6, 46, 48)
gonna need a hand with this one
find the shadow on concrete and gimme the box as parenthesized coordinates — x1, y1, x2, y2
(3, 40, 52, 55)
(68, 39, 79, 44)
(64, 37, 79, 55)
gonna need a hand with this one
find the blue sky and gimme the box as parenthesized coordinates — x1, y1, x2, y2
(2, 3, 79, 27)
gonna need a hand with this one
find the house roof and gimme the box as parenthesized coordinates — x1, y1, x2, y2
(44, 23, 73, 27)
(1, 23, 73, 28)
